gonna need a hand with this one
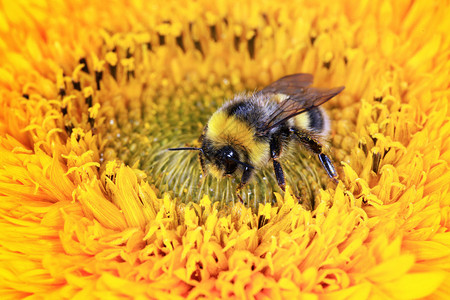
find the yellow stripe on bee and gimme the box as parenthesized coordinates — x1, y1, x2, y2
(207, 111, 269, 166)
(294, 113, 310, 130)
(273, 93, 311, 130)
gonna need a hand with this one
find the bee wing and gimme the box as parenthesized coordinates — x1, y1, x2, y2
(257, 74, 344, 133)
(258, 73, 314, 94)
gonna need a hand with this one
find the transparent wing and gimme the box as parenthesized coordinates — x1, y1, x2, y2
(257, 74, 344, 133)
(258, 73, 314, 94)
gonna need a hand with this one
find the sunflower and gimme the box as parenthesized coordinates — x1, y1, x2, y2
(0, 0, 449, 299)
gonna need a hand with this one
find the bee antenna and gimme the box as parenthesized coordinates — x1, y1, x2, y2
(168, 147, 204, 154)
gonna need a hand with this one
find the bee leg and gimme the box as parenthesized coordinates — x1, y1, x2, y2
(236, 193, 244, 203)
(236, 165, 253, 202)
(196, 152, 208, 191)
(198, 151, 207, 176)
(291, 128, 338, 183)
(273, 160, 286, 191)
(270, 136, 286, 191)
(318, 153, 338, 183)
(237, 165, 253, 191)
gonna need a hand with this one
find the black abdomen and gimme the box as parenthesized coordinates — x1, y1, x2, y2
(307, 108, 325, 132)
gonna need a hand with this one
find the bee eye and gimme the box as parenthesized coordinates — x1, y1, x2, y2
(217, 146, 239, 175)
(223, 158, 238, 175)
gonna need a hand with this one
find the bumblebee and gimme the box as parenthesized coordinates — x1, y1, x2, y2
(169, 74, 344, 192)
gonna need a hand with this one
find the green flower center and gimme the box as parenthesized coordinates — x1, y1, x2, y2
(102, 81, 332, 209)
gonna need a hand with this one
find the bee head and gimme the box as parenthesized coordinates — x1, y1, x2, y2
(168, 142, 252, 179)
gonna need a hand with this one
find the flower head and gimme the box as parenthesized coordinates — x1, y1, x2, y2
(0, 0, 449, 299)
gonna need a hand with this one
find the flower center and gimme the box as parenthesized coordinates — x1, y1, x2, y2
(101, 82, 332, 208)
(61, 30, 344, 209)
